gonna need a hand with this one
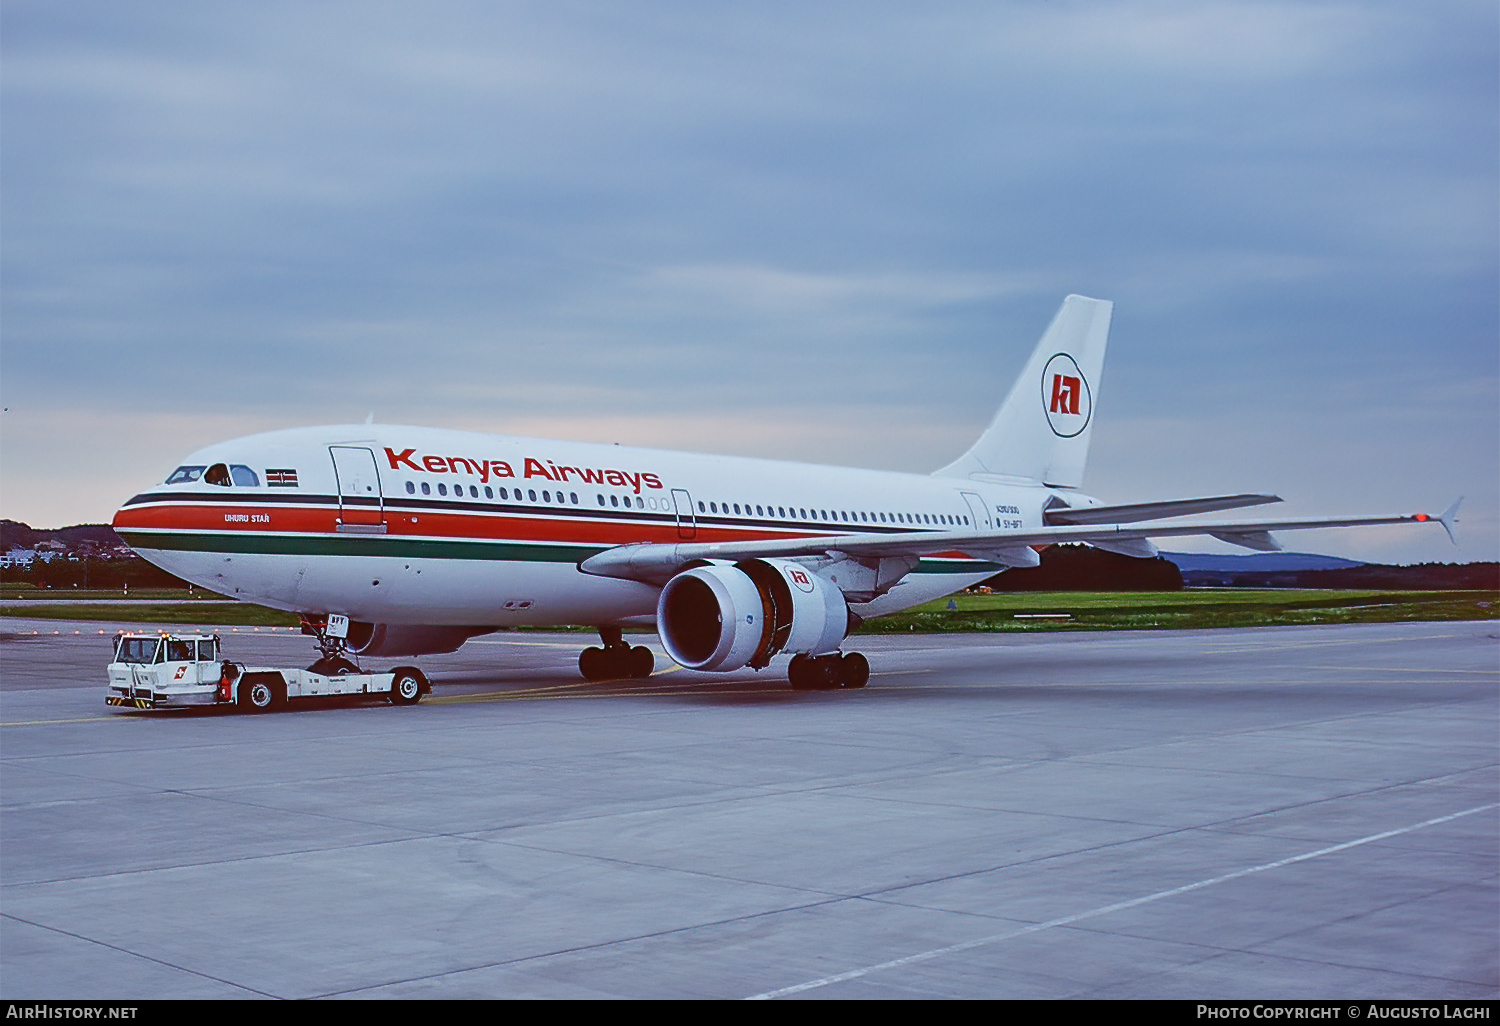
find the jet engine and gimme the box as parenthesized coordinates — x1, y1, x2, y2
(343, 622, 496, 657)
(656, 558, 851, 672)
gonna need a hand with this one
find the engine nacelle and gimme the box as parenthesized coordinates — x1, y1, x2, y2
(344, 622, 495, 657)
(656, 558, 850, 672)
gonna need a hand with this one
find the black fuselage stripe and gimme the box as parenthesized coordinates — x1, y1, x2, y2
(121, 492, 939, 535)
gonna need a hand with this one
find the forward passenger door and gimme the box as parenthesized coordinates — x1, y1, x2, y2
(330, 446, 386, 532)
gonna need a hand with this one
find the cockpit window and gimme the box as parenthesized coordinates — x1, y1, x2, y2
(230, 465, 260, 487)
(114, 637, 162, 664)
(204, 463, 232, 487)
(166, 466, 206, 485)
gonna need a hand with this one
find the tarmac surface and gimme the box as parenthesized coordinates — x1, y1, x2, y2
(1, 617, 1496, 999)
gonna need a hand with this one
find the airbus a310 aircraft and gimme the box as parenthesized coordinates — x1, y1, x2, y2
(113, 296, 1457, 689)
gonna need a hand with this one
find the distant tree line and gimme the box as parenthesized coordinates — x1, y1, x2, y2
(1183, 563, 1499, 590)
(1, 520, 193, 590)
(2, 556, 193, 591)
(982, 544, 1497, 592)
(981, 545, 1185, 592)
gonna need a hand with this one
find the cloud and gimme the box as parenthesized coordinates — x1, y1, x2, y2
(1, 0, 1494, 565)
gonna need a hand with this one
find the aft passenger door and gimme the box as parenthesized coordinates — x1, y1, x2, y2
(330, 446, 386, 533)
(960, 491, 993, 531)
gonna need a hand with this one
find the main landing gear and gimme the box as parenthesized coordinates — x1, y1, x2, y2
(579, 626, 654, 681)
(788, 652, 869, 691)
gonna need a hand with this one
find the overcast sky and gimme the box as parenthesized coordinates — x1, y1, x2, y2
(2, 0, 1495, 564)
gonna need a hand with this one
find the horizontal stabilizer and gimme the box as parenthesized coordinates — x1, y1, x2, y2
(1207, 530, 1283, 552)
(1046, 494, 1281, 525)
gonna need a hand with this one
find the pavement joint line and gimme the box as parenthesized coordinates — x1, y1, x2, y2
(842, 765, 1500, 907)
(743, 801, 1500, 1000)
(1300, 666, 1499, 674)
(0, 715, 127, 727)
(0, 911, 282, 999)
(311, 892, 858, 999)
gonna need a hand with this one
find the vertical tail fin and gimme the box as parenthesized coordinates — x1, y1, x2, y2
(932, 294, 1112, 488)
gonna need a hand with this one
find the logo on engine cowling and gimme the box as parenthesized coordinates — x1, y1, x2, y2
(1042, 353, 1091, 438)
(786, 567, 814, 593)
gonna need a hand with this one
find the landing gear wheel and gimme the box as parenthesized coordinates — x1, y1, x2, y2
(240, 676, 283, 712)
(789, 655, 841, 690)
(816, 657, 843, 690)
(788, 654, 816, 691)
(390, 670, 425, 706)
(839, 652, 869, 689)
(628, 646, 654, 679)
(579, 647, 607, 681)
(790, 653, 866, 690)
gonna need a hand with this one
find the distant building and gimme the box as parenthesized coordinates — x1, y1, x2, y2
(2, 548, 35, 568)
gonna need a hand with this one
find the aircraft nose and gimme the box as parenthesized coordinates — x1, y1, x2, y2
(112, 482, 158, 539)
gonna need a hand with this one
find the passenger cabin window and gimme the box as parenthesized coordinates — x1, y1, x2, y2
(166, 466, 206, 485)
(421, 482, 431, 495)
(406, 481, 416, 495)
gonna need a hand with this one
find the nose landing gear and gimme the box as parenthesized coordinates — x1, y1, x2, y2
(579, 626, 655, 681)
(300, 615, 361, 675)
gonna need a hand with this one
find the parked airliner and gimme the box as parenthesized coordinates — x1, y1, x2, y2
(112, 296, 1456, 689)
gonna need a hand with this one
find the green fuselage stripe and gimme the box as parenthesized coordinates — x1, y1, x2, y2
(117, 531, 1000, 574)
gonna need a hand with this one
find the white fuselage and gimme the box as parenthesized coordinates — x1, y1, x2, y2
(114, 425, 1059, 627)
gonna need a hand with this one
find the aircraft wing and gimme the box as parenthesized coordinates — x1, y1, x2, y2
(1044, 493, 1282, 524)
(579, 501, 1459, 585)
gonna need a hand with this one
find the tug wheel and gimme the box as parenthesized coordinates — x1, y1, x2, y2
(390, 669, 425, 706)
(240, 675, 284, 712)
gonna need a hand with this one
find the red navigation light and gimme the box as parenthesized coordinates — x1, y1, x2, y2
(1415, 513, 1429, 522)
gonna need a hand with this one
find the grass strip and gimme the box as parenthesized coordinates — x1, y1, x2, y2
(858, 589, 1498, 633)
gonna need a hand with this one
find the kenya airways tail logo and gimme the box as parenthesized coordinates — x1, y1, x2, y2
(1041, 353, 1092, 438)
